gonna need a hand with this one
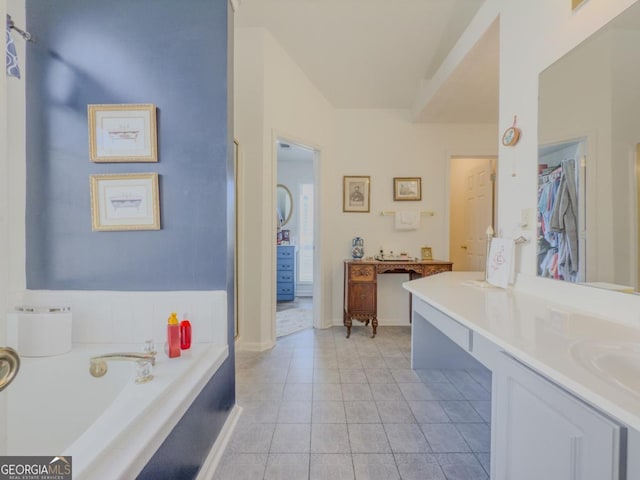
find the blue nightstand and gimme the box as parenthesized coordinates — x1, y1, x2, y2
(276, 245, 296, 301)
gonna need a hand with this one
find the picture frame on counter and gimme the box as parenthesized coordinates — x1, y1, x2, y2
(90, 173, 160, 231)
(88, 103, 158, 163)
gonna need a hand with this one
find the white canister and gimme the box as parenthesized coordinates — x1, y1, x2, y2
(6, 306, 72, 357)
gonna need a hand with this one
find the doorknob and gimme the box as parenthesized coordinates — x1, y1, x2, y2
(460, 245, 468, 250)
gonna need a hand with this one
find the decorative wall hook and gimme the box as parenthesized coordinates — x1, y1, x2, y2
(7, 14, 32, 41)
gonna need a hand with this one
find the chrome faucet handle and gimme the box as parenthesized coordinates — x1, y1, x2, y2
(135, 361, 154, 384)
(143, 339, 157, 356)
(0, 347, 21, 392)
(89, 352, 156, 384)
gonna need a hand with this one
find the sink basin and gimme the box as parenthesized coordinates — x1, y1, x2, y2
(570, 341, 640, 398)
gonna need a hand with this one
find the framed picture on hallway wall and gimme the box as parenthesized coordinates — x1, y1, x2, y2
(394, 177, 421, 201)
(88, 104, 158, 162)
(90, 173, 160, 231)
(343, 176, 370, 213)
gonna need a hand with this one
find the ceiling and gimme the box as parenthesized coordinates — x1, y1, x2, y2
(234, 0, 498, 123)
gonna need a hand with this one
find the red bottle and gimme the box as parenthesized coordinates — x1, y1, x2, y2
(180, 313, 192, 350)
(166, 312, 181, 358)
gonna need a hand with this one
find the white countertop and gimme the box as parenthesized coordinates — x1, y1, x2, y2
(403, 271, 640, 431)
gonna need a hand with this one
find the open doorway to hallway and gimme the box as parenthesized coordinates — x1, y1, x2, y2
(449, 157, 497, 272)
(276, 139, 317, 337)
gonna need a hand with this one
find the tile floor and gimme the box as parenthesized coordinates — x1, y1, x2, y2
(276, 296, 312, 312)
(215, 325, 492, 480)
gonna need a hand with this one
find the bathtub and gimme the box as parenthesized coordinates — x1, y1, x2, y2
(1, 342, 228, 479)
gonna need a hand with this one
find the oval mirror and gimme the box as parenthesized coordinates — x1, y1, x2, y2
(276, 184, 293, 226)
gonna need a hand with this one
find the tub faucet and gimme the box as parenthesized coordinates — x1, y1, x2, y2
(89, 352, 156, 384)
(0, 346, 20, 392)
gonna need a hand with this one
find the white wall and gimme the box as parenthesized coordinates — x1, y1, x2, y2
(329, 111, 496, 325)
(0, 0, 9, 455)
(234, 28, 271, 349)
(484, 0, 638, 275)
(0, 0, 8, 344)
(235, 28, 335, 349)
(236, 0, 640, 349)
(235, 27, 498, 346)
(1, 0, 27, 340)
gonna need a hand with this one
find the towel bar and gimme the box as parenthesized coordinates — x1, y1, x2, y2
(380, 210, 435, 217)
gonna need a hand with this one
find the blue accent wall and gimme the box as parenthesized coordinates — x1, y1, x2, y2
(25, 0, 229, 291)
(25, 1, 236, 478)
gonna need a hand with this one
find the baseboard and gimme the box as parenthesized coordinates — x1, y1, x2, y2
(235, 339, 276, 352)
(195, 404, 243, 480)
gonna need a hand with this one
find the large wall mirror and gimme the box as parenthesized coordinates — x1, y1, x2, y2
(277, 184, 293, 226)
(538, 2, 640, 293)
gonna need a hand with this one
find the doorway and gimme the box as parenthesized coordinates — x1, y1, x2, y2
(449, 157, 496, 272)
(275, 139, 317, 337)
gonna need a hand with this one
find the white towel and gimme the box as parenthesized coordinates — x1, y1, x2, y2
(394, 210, 421, 230)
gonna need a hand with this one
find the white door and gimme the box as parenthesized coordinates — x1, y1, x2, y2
(450, 158, 494, 271)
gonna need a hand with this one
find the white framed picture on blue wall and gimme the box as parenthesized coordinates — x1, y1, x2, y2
(90, 173, 160, 231)
(88, 104, 158, 163)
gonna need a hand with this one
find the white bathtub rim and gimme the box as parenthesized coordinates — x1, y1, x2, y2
(68, 343, 229, 480)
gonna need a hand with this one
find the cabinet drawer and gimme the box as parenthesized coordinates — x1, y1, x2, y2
(277, 259, 294, 271)
(348, 264, 375, 282)
(414, 298, 471, 351)
(277, 271, 294, 283)
(277, 283, 295, 295)
(277, 246, 295, 259)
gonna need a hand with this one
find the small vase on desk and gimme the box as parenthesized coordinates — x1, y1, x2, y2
(351, 236, 364, 259)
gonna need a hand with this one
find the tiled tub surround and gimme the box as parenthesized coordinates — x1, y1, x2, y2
(12, 290, 228, 345)
(0, 290, 229, 479)
(404, 271, 640, 479)
(216, 326, 492, 480)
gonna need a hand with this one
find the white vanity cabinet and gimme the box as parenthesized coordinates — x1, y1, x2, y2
(404, 272, 640, 480)
(493, 353, 625, 480)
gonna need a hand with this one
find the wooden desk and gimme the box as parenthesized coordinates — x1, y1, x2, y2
(343, 259, 453, 338)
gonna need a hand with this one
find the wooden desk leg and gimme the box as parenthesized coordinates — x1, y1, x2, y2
(344, 312, 352, 338)
(371, 316, 378, 338)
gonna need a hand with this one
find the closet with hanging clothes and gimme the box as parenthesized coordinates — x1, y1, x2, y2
(538, 140, 585, 282)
